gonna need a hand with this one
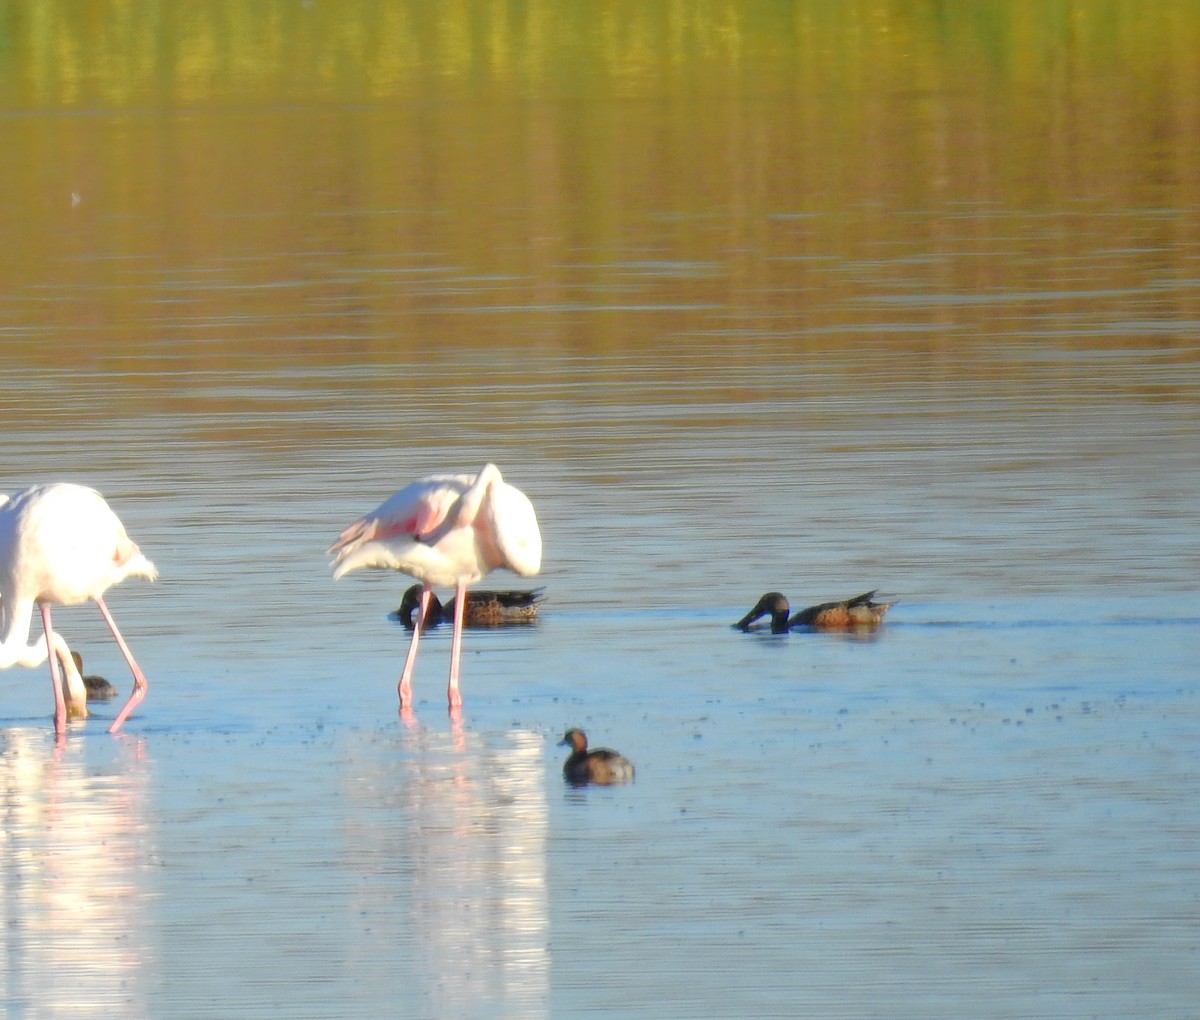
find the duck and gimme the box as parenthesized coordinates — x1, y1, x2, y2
(70, 651, 119, 701)
(734, 590, 894, 633)
(558, 728, 635, 786)
(394, 583, 544, 630)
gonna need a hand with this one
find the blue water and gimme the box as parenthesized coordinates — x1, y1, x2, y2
(2, 190, 1199, 1020)
(2, 594, 1196, 1018)
(2, 348, 1198, 1016)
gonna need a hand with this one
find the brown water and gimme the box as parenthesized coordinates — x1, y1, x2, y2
(2, 5, 1199, 1017)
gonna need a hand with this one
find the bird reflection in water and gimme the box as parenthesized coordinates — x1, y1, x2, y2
(0, 729, 153, 1013)
(339, 727, 549, 1016)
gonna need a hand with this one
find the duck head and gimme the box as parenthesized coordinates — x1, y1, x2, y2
(733, 592, 791, 634)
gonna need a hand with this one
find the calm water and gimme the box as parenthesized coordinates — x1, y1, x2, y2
(2, 5, 1200, 1018)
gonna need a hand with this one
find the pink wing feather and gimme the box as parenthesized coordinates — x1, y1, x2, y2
(327, 475, 466, 557)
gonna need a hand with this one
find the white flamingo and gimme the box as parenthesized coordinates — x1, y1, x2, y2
(0, 484, 157, 735)
(328, 463, 542, 712)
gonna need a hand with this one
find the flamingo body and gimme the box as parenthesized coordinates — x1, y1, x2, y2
(0, 484, 156, 734)
(329, 464, 541, 711)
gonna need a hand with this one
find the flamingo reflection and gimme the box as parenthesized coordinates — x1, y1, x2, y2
(0, 729, 153, 1012)
(339, 727, 548, 1015)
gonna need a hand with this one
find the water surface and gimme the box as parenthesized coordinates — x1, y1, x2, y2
(1, 5, 1199, 1018)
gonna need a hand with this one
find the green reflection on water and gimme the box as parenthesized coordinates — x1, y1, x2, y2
(0, 1, 1196, 381)
(2, 2, 1197, 112)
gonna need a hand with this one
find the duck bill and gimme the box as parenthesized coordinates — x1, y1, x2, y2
(733, 606, 766, 630)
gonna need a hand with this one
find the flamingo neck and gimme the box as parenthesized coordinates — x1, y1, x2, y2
(454, 463, 501, 529)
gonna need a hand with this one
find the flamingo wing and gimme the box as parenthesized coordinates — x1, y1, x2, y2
(328, 475, 467, 556)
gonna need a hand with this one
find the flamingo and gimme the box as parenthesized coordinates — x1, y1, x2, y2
(0, 483, 157, 736)
(734, 590, 894, 633)
(328, 463, 542, 712)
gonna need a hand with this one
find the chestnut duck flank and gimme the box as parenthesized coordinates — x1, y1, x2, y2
(396, 583, 544, 629)
(734, 590, 894, 634)
(558, 728, 635, 786)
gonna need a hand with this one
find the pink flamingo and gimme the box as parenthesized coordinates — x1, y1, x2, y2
(0, 484, 157, 736)
(328, 463, 542, 712)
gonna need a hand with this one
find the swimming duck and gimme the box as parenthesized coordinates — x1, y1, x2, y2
(395, 583, 544, 629)
(558, 728, 635, 786)
(70, 651, 119, 701)
(734, 590, 894, 633)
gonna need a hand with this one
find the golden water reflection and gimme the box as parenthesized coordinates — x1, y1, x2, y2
(1, 2, 1198, 387)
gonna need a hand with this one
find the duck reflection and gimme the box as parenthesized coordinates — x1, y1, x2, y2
(340, 726, 548, 1017)
(0, 728, 153, 1014)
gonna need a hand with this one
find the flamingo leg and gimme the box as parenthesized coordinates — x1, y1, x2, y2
(398, 584, 430, 709)
(447, 578, 467, 710)
(96, 596, 149, 734)
(39, 603, 68, 737)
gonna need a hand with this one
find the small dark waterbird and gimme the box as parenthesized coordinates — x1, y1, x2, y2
(395, 583, 544, 630)
(734, 590, 894, 634)
(558, 728, 635, 786)
(70, 651, 119, 701)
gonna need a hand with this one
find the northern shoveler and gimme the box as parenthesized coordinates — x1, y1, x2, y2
(558, 728, 635, 786)
(734, 590, 894, 633)
(395, 583, 544, 629)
